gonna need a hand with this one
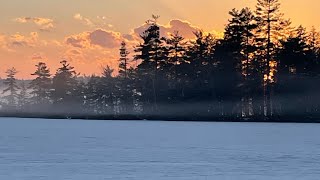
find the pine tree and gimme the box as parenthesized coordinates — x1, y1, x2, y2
(134, 15, 165, 113)
(29, 62, 51, 105)
(83, 66, 116, 115)
(222, 7, 258, 117)
(276, 26, 314, 115)
(187, 30, 216, 90)
(2, 67, 19, 108)
(307, 27, 320, 52)
(164, 31, 187, 65)
(119, 41, 130, 79)
(52, 60, 78, 109)
(17, 81, 29, 110)
(73, 79, 87, 113)
(163, 31, 188, 100)
(186, 31, 217, 115)
(278, 26, 311, 75)
(255, 0, 289, 117)
(306, 26, 320, 76)
(118, 41, 134, 114)
(84, 75, 103, 114)
(100, 66, 116, 114)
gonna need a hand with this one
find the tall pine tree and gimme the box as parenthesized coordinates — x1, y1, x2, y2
(52, 60, 78, 112)
(2, 67, 19, 108)
(134, 15, 165, 113)
(29, 62, 51, 105)
(255, 0, 288, 117)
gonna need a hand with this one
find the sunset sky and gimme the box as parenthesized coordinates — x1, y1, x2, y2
(0, 0, 319, 78)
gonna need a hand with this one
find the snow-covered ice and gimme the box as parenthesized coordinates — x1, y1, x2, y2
(0, 118, 319, 180)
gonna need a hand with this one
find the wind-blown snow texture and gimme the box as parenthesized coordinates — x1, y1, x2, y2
(0, 118, 319, 180)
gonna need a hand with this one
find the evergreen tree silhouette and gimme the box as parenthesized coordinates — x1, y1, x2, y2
(2, 67, 19, 109)
(29, 62, 51, 105)
(52, 60, 78, 113)
(17, 81, 29, 111)
(134, 15, 164, 114)
(255, 0, 287, 117)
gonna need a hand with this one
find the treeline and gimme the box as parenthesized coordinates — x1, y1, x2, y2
(2, 0, 320, 121)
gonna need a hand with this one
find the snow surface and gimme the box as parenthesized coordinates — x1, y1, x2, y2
(0, 118, 319, 180)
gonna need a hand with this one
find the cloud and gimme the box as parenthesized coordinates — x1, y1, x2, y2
(9, 32, 39, 48)
(132, 19, 201, 39)
(73, 13, 114, 29)
(165, 19, 201, 38)
(14, 17, 55, 32)
(129, 19, 224, 40)
(0, 32, 56, 53)
(65, 29, 123, 49)
(73, 13, 94, 27)
(89, 29, 121, 48)
(0, 34, 8, 50)
(67, 19, 208, 51)
(63, 29, 124, 74)
(65, 32, 89, 48)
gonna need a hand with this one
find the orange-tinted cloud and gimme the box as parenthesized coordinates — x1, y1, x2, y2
(131, 19, 225, 40)
(0, 34, 9, 50)
(1, 32, 40, 50)
(132, 19, 200, 39)
(14, 17, 55, 32)
(89, 29, 122, 48)
(65, 29, 123, 49)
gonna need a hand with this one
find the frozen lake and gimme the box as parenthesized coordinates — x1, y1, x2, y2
(0, 118, 319, 180)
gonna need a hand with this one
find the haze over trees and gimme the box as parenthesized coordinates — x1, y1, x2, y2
(1, 0, 320, 121)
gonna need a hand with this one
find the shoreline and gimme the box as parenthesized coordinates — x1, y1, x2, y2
(1, 113, 320, 124)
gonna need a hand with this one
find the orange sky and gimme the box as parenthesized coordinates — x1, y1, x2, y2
(0, 0, 319, 79)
